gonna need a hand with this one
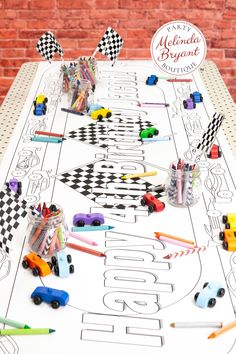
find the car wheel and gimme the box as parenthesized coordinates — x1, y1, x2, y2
(193, 103, 196, 109)
(54, 265, 59, 276)
(44, 97, 48, 103)
(190, 94, 193, 100)
(219, 232, 224, 241)
(51, 301, 60, 309)
(32, 267, 39, 276)
(183, 101, 187, 109)
(222, 215, 227, 223)
(97, 114, 103, 121)
(76, 220, 85, 227)
(148, 133, 153, 138)
(106, 112, 112, 118)
(225, 223, 230, 229)
(67, 254, 72, 263)
(51, 256, 57, 265)
(154, 129, 159, 136)
(92, 220, 101, 226)
(140, 198, 146, 206)
(148, 205, 154, 213)
(222, 241, 228, 250)
(203, 282, 208, 288)
(70, 264, 74, 273)
(33, 295, 42, 305)
(217, 288, 225, 297)
(208, 298, 216, 307)
(200, 95, 203, 102)
(194, 292, 200, 302)
(22, 260, 29, 269)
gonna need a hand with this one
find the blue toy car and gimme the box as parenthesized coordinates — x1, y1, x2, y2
(73, 213, 105, 227)
(183, 98, 196, 109)
(51, 250, 74, 278)
(190, 91, 203, 103)
(146, 75, 158, 85)
(194, 280, 225, 308)
(33, 103, 47, 116)
(31, 286, 69, 309)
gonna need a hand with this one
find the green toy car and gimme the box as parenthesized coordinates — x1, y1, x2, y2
(139, 127, 159, 139)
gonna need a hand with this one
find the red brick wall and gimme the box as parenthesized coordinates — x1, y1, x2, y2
(0, 0, 235, 104)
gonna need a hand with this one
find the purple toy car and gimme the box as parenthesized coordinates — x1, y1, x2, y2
(6, 178, 22, 195)
(73, 213, 105, 227)
(183, 98, 196, 109)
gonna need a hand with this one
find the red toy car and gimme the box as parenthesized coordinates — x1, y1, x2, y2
(207, 144, 222, 159)
(140, 193, 165, 213)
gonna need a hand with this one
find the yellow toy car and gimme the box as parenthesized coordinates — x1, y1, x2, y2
(223, 213, 236, 230)
(90, 108, 112, 121)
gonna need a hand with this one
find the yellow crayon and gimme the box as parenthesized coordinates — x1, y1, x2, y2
(121, 171, 157, 180)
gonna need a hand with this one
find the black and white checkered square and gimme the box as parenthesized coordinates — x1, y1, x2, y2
(36, 31, 63, 62)
(196, 112, 224, 154)
(96, 27, 124, 64)
(65, 120, 153, 149)
(56, 161, 157, 209)
(0, 189, 30, 253)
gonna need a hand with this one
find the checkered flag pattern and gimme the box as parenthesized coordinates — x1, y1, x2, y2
(65, 120, 153, 149)
(0, 189, 32, 253)
(94, 27, 124, 64)
(56, 162, 161, 210)
(196, 112, 225, 154)
(36, 31, 64, 62)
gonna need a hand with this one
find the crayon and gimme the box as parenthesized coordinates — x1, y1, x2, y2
(0, 316, 30, 329)
(0, 328, 55, 335)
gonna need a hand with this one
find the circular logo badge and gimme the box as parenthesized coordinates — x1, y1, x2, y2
(151, 20, 206, 76)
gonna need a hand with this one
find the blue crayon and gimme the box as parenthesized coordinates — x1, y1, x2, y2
(71, 225, 114, 232)
(142, 136, 171, 142)
(31, 136, 63, 144)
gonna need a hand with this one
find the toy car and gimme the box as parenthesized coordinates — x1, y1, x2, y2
(51, 250, 74, 277)
(90, 108, 112, 120)
(183, 98, 196, 109)
(194, 280, 225, 308)
(31, 286, 69, 309)
(222, 213, 236, 230)
(73, 213, 105, 227)
(222, 213, 236, 225)
(219, 229, 236, 241)
(146, 75, 158, 85)
(87, 103, 104, 115)
(219, 229, 236, 251)
(33, 103, 47, 116)
(22, 252, 52, 276)
(139, 127, 159, 139)
(6, 178, 22, 195)
(190, 91, 203, 103)
(207, 144, 222, 159)
(140, 193, 165, 213)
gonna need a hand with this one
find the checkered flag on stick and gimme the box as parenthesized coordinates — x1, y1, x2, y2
(92, 27, 124, 65)
(0, 189, 33, 253)
(36, 31, 64, 62)
(194, 112, 225, 161)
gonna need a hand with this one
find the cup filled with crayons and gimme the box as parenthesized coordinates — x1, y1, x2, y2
(165, 159, 202, 207)
(26, 203, 69, 257)
(70, 79, 93, 114)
